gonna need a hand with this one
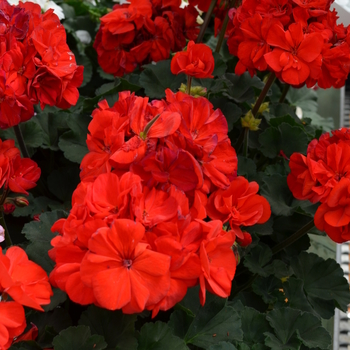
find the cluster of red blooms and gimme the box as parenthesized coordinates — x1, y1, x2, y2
(93, 0, 200, 77)
(0, 246, 53, 349)
(227, 0, 350, 88)
(0, 138, 40, 215)
(288, 128, 350, 243)
(49, 90, 271, 315)
(0, 0, 83, 128)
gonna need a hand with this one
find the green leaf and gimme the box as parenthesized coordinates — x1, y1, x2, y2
(27, 308, 72, 348)
(83, 78, 141, 112)
(168, 309, 194, 339)
(209, 342, 238, 350)
(212, 52, 227, 77)
(269, 115, 303, 129)
(9, 341, 42, 349)
(240, 307, 272, 346)
(291, 252, 350, 312)
(76, 55, 92, 87)
(47, 166, 80, 202)
(33, 112, 68, 151)
(246, 218, 273, 236)
(22, 210, 67, 273)
(79, 305, 138, 350)
(272, 214, 311, 255)
(138, 321, 188, 350)
(252, 275, 283, 304)
(43, 288, 67, 312)
(243, 243, 272, 277)
(185, 296, 243, 347)
(283, 277, 315, 315)
(296, 313, 331, 349)
(211, 98, 242, 131)
(237, 156, 256, 180)
(224, 72, 265, 103)
(259, 123, 308, 158)
(140, 60, 186, 98)
(265, 308, 331, 350)
(12, 193, 62, 218)
(286, 86, 318, 112)
(264, 308, 302, 350)
(58, 113, 90, 163)
(260, 174, 295, 216)
(52, 325, 107, 350)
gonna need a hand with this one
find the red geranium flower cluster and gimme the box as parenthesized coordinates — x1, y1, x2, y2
(288, 128, 350, 242)
(0, 138, 40, 196)
(227, 0, 350, 88)
(0, 246, 53, 349)
(49, 90, 271, 316)
(93, 0, 200, 77)
(0, 0, 83, 128)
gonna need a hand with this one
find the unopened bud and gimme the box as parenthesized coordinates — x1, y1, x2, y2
(179, 83, 207, 97)
(236, 231, 252, 247)
(257, 102, 269, 115)
(14, 197, 29, 207)
(241, 111, 261, 131)
(3, 203, 15, 214)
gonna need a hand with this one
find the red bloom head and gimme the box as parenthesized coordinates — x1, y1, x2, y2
(171, 41, 215, 78)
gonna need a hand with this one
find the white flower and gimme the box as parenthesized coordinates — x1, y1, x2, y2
(7, 0, 65, 20)
(75, 30, 92, 44)
(0, 225, 4, 243)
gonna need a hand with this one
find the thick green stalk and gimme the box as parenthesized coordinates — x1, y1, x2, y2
(279, 84, 290, 104)
(271, 219, 315, 255)
(252, 72, 276, 116)
(215, 0, 235, 53)
(196, 0, 218, 43)
(242, 127, 249, 157)
(186, 76, 193, 95)
(13, 125, 29, 158)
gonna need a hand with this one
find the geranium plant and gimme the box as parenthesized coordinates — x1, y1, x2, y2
(0, 0, 350, 349)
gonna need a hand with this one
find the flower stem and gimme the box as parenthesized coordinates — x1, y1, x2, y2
(196, 0, 217, 43)
(215, 0, 235, 53)
(279, 84, 290, 104)
(251, 72, 276, 116)
(243, 128, 249, 156)
(13, 125, 30, 158)
(186, 76, 192, 95)
(271, 219, 315, 255)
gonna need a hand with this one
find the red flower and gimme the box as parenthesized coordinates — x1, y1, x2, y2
(0, 247, 53, 311)
(206, 176, 271, 238)
(265, 23, 324, 85)
(0, 301, 26, 350)
(171, 41, 215, 78)
(314, 178, 350, 243)
(8, 156, 41, 195)
(80, 219, 171, 313)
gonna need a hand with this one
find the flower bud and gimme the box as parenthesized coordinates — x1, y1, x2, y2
(3, 203, 15, 214)
(241, 111, 261, 131)
(14, 197, 29, 207)
(179, 83, 207, 97)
